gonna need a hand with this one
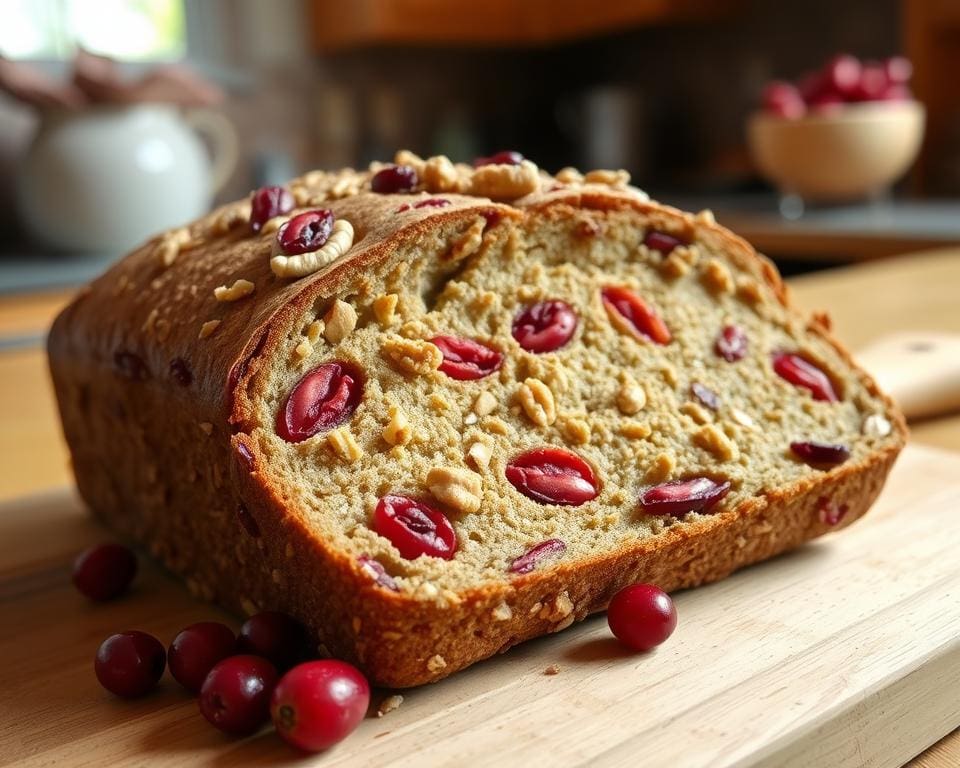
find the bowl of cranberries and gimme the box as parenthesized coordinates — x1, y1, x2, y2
(748, 54, 924, 202)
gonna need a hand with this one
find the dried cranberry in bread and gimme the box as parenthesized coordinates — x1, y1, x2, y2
(48, 150, 906, 687)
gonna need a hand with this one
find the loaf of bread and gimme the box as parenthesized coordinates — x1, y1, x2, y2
(48, 151, 906, 687)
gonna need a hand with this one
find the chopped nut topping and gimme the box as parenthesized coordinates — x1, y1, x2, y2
(659, 364, 679, 387)
(695, 208, 716, 225)
(646, 452, 677, 482)
(423, 154, 460, 192)
(491, 601, 513, 621)
(327, 427, 362, 462)
(620, 421, 652, 440)
(701, 257, 734, 294)
(584, 168, 630, 186)
(680, 401, 712, 425)
(736, 276, 764, 305)
(483, 416, 512, 436)
(271, 219, 355, 279)
(692, 424, 739, 461)
(394, 149, 426, 177)
(427, 466, 482, 514)
(211, 202, 251, 235)
(377, 694, 404, 717)
(198, 319, 221, 339)
(555, 167, 583, 184)
(323, 299, 357, 344)
(473, 390, 498, 417)
(154, 227, 195, 268)
(863, 413, 892, 437)
(382, 405, 413, 446)
(373, 293, 399, 326)
(305, 320, 324, 343)
(214, 279, 255, 302)
(467, 440, 492, 470)
(382, 336, 443, 375)
(560, 417, 591, 445)
(260, 215, 290, 235)
(660, 252, 691, 278)
(426, 654, 447, 673)
(470, 159, 540, 200)
(617, 376, 647, 414)
(517, 378, 557, 427)
(294, 340, 313, 359)
(730, 408, 756, 429)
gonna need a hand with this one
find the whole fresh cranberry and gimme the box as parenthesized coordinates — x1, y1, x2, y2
(73, 543, 137, 601)
(168, 622, 237, 694)
(607, 584, 677, 652)
(199, 655, 279, 736)
(761, 81, 806, 119)
(95, 631, 166, 698)
(237, 612, 309, 672)
(271, 660, 370, 752)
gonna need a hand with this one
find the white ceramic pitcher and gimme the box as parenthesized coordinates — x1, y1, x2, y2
(16, 104, 237, 253)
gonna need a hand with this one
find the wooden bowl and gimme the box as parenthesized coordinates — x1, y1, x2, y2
(747, 101, 925, 202)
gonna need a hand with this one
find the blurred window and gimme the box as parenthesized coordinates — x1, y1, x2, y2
(0, 0, 185, 60)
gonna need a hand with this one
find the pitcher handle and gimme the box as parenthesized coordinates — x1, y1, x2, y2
(184, 108, 239, 195)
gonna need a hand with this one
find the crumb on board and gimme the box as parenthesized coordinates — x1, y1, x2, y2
(377, 694, 404, 717)
(544, 664, 560, 676)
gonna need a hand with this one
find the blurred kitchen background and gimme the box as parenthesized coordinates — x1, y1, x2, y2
(2, 0, 960, 290)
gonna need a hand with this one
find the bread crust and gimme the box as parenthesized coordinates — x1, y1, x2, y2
(48, 178, 906, 688)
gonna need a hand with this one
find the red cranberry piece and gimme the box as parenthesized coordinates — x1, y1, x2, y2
(607, 583, 677, 652)
(772, 352, 839, 402)
(271, 660, 370, 752)
(512, 300, 578, 353)
(276, 361, 364, 443)
(237, 612, 309, 672)
(430, 335, 504, 380)
(73, 543, 137, 601)
(414, 197, 450, 209)
(114, 350, 147, 380)
(884, 56, 912, 85)
(508, 538, 567, 574)
(169, 622, 237, 694)
(276, 209, 335, 255)
(880, 84, 912, 101)
(790, 440, 851, 467)
(851, 63, 888, 102)
(474, 150, 524, 167)
(602, 286, 671, 345)
(640, 477, 731, 516)
(691, 382, 720, 410)
(357, 555, 399, 591)
(824, 54, 862, 97)
(169, 357, 193, 386)
(199, 655, 278, 736)
(250, 185, 294, 233)
(373, 495, 457, 560)
(95, 631, 166, 698)
(642, 229, 686, 255)
(371, 164, 418, 194)
(818, 497, 850, 526)
(505, 447, 599, 506)
(761, 81, 806, 119)
(715, 324, 748, 362)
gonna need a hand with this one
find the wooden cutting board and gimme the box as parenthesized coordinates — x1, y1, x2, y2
(2, 443, 959, 768)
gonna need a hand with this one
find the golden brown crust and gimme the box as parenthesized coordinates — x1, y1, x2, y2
(47, 169, 906, 688)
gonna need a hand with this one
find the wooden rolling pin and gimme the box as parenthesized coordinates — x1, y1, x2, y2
(856, 332, 960, 420)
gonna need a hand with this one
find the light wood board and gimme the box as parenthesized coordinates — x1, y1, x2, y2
(2, 444, 959, 767)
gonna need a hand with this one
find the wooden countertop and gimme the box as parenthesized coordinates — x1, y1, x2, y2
(1, 248, 958, 767)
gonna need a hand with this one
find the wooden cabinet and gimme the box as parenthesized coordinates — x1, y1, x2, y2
(309, 0, 738, 50)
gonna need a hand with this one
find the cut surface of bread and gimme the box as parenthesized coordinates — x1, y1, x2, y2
(48, 152, 905, 687)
